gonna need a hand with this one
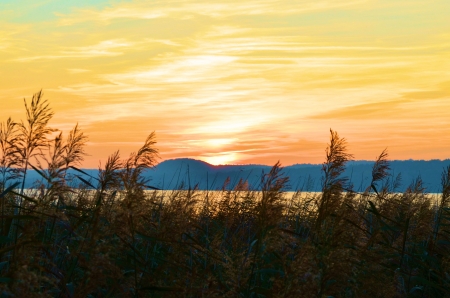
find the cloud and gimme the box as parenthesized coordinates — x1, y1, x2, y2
(105, 55, 238, 84)
(47, 22, 447, 154)
(14, 39, 133, 62)
(309, 99, 405, 120)
(56, 0, 367, 25)
(310, 81, 450, 120)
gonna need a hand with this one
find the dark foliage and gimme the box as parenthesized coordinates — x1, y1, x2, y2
(0, 92, 449, 297)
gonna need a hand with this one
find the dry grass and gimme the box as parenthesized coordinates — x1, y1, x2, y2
(0, 91, 449, 297)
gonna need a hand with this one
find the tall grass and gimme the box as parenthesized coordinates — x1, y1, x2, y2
(0, 91, 449, 297)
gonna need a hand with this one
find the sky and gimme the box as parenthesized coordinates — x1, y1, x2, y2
(1, 0, 449, 167)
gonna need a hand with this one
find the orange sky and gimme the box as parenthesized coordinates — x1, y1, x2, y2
(1, 0, 450, 167)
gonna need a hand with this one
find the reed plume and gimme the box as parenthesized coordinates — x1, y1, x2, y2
(0, 118, 21, 191)
(16, 90, 55, 193)
(64, 123, 88, 169)
(316, 129, 353, 229)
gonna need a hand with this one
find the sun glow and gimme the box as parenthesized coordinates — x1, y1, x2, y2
(202, 152, 238, 165)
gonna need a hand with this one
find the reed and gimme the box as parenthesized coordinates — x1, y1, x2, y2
(0, 91, 449, 297)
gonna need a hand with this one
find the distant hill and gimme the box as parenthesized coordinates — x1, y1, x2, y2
(22, 158, 450, 193)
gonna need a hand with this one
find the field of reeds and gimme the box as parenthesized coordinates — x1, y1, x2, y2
(1, 91, 450, 297)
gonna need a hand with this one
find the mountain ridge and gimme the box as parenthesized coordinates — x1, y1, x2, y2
(20, 158, 450, 192)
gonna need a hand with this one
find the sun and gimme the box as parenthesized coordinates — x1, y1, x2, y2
(202, 152, 238, 165)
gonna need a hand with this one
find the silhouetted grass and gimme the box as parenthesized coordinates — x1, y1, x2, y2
(0, 91, 449, 297)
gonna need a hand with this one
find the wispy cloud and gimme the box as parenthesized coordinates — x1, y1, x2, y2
(14, 39, 133, 62)
(57, 0, 367, 25)
(105, 55, 238, 84)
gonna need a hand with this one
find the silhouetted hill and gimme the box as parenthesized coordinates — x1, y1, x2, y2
(22, 158, 450, 192)
(148, 158, 450, 192)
